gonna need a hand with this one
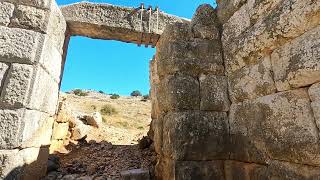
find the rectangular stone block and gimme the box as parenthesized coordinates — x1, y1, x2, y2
(0, 63, 33, 108)
(271, 26, 320, 91)
(0, 147, 49, 179)
(224, 160, 267, 180)
(224, 160, 320, 180)
(0, 26, 44, 64)
(39, 36, 63, 83)
(228, 55, 276, 103)
(229, 88, 320, 166)
(223, 0, 320, 73)
(157, 39, 224, 78)
(0, 2, 14, 26)
(309, 82, 320, 102)
(157, 74, 200, 113)
(174, 161, 225, 180)
(10, 4, 50, 33)
(162, 111, 229, 160)
(27, 65, 59, 115)
(0, 108, 49, 149)
(0, 62, 9, 92)
(200, 74, 230, 111)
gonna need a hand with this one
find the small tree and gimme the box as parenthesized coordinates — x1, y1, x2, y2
(98, 90, 104, 94)
(141, 94, 150, 102)
(110, 94, 120, 99)
(131, 90, 142, 97)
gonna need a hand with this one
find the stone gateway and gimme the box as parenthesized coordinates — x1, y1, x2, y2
(0, 0, 320, 179)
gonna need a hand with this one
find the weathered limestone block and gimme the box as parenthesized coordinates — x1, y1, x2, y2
(223, 0, 320, 73)
(10, 5, 49, 33)
(27, 66, 59, 115)
(46, 2, 67, 52)
(5, 0, 53, 9)
(157, 39, 224, 77)
(222, 0, 282, 43)
(162, 111, 229, 160)
(228, 55, 276, 103)
(0, 26, 43, 64)
(0, 63, 33, 108)
(190, 4, 220, 40)
(174, 161, 225, 180)
(157, 74, 200, 113)
(224, 160, 267, 180)
(217, 0, 247, 24)
(0, 147, 49, 179)
(229, 88, 320, 166)
(0, 62, 9, 91)
(0, 108, 49, 149)
(20, 117, 53, 149)
(200, 74, 230, 111)
(224, 160, 320, 180)
(271, 26, 320, 91)
(61, 2, 188, 45)
(0, 2, 14, 26)
(52, 122, 69, 140)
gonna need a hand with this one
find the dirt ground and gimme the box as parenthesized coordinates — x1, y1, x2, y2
(45, 91, 155, 179)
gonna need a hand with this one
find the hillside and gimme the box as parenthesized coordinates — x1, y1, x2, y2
(60, 90, 152, 145)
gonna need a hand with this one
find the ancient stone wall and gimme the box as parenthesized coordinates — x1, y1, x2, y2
(0, 0, 66, 178)
(151, 0, 320, 179)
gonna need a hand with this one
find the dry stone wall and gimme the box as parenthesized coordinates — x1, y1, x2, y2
(151, 0, 320, 179)
(0, 0, 66, 179)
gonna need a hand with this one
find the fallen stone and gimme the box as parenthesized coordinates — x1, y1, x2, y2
(52, 122, 69, 140)
(120, 169, 150, 180)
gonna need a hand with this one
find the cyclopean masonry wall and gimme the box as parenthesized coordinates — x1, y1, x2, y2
(1, 0, 320, 179)
(150, 0, 320, 179)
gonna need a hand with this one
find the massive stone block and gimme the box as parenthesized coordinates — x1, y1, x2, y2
(0, 2, 14, 26)
(224, 160, 320, 180)
(223, 0, 320, 73)
(0, 26, 44, 64)
(61, 2, 189, 46)
(0, 108, 49, 149)
(229, 88, 320, 166)
(174, 161, 225, 180)
(0, 147, 49, 179)
(157, 38, 224, 78)
(190, 4, 220, 40)
(0, 64, 33, 108)
(157, 74, 200, 113)
(200, 74, 230, 111)
(228, 55, 276, 103)
(162, 111, 229, 160)
(271, 26, 320, 91)
(10, 4, 49, 33)
(27, 66, 59, 115)
(309, 82, 320, 131)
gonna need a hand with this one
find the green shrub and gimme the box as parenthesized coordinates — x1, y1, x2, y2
(117, 121, 129, 128)
(110, 94, 120, 99)
(98, 90, 104, 94)
(131, 90, 142, 97)
(73, 89, 88, 96)
(100, 104, 118, 116)
(137, 126, 144, 130)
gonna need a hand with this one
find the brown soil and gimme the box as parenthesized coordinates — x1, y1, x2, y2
(55, 141, 156, 179)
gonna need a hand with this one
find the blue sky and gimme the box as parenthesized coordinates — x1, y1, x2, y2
(57, 0, 217, 95)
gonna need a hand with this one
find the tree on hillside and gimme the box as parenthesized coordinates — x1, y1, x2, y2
(130, 90, 142, 97)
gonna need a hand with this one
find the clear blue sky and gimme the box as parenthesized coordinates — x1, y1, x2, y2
(57, 0, 217, 95)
